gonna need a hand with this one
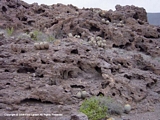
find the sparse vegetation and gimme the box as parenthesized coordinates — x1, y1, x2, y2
(30, 30, 41, 41)
(6, 27, 14, 36)
(17, 33, 31, 40)
(80, 96, 107, 120)
(29, 30, 55, 43)
(80, 96, 124, 120)
(47, 35, 55, 42)
(96, 96, 124, 115)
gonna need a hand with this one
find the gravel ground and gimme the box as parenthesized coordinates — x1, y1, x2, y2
(121, 103, 160, 120)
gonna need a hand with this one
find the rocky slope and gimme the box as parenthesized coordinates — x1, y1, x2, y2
(0, 0, 160, 120)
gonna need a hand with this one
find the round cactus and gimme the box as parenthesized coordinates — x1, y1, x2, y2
(90, 37, 94, 41)
(34, 42, 49, 50)
(76, 91, 81, 98)
(81, 91, 87, 98)
(105, 20, 110, 25)
(43, 41, 49, 49)
(68, 33, 73, 37)
(107, 117, 115, 120)
(34, 42, 40, 50)
(124, 104, 131, 113)
(39, 42, 45, 49)
(101, 18, 106, 23)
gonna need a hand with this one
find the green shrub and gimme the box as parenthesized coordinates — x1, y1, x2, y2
(80, 96, 124, 120)
(47, 35, 55, 42)
(6, 27, 14, 36)
(80, 96, 107, 120)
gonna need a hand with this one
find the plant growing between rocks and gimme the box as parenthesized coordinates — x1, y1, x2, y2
(47, 35, 55, 42)
(30, 30, 55, 43)
(80, 96, 124, 120)
(80, 96, 107, 120)
(30, 30, 41, 41)
(6, 27, 14, 36)
(16, 33, 31, 40)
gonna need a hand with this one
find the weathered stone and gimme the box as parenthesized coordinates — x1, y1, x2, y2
(115, 4, 148, 22)
(71, 112, 88, 120)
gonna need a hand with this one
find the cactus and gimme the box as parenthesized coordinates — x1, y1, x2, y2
(34, 42, 49, 50)
(80, 96, 124, 120)
(124, 104, 131, 113)
(76, 91, 82, 98)
(81, 91, 87, 98)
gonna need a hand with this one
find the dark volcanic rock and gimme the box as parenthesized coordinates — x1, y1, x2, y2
(0, 0, 160, 120)
(115, 5, 148, 22)
(71, 112, 88, 120)
(0, 0, 159, 57)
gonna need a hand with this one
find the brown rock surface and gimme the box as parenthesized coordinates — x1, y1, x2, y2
(0, 0, 160, 120)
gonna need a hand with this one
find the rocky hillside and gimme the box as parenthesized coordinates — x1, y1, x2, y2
(0, 0, 160, 120)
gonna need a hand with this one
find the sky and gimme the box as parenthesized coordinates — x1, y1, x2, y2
(23, 0, 160, 13)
